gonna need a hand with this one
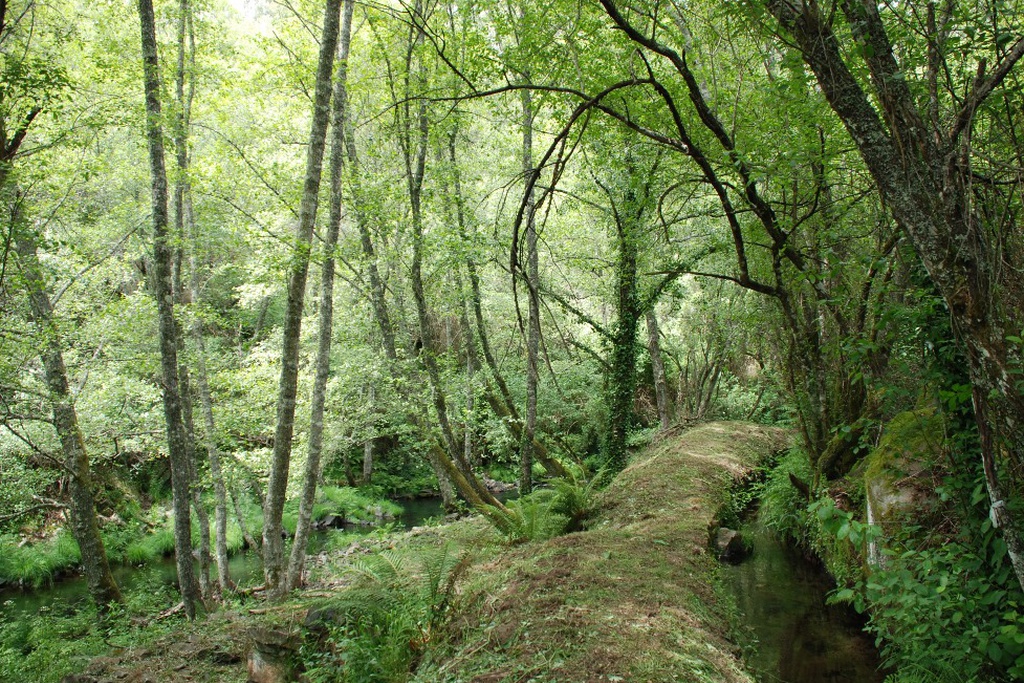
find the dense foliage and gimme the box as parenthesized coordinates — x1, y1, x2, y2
(1, 0, 1024, 679)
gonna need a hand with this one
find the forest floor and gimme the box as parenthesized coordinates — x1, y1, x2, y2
(63, 421, 789, 683)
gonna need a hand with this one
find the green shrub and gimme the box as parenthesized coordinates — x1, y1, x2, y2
(302, 546, 467, 683)
(817, 494, 1024, 681)
(759, 448, 814, 548)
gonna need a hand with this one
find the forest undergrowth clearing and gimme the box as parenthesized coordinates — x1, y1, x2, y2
(65, 422, 788, 683)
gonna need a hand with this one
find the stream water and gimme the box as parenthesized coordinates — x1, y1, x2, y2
(722, 514, 887, 683)
(0, 496, 447, 619)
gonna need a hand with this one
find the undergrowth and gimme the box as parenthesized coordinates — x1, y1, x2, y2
(302, 545, 468, 683)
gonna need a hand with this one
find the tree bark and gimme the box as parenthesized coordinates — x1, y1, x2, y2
(137, 0, 200, 619)
(262, 0, 342, 599)
(287, 0, 354, 592)
(521, 86, 539, 495)
(171, 0, 212, 601)
(13, 227, 123, 611)
(767, 0, 1024, 591)
(446, 133, 569, 479)
(645, 309, 671, 430)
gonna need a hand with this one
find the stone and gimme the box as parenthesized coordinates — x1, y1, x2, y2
(863, 408, 946, 567)
(715, 527, 750, 564)
(247, 627, 300, 683)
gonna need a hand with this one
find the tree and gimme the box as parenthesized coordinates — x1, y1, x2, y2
(262, 0, 342, 598)
(11, 209, 123, 610)
(287, 0, 355, 592)
(764, 0, 1024, 592)
(137, 0, 201, 619)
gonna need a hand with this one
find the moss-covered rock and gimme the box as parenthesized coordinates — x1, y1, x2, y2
(863, 409, 947, 565)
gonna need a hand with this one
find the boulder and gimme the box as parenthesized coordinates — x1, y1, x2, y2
(714, 527, 750, 564)
(863, 408, 946, 567)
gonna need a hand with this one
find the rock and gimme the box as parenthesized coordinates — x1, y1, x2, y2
(863, 408, 946, 567)
(247, 627, 300, 683)
(318, 513, 346, 530)
(482, 477, 517, 493)
(714, 527, 750, 564)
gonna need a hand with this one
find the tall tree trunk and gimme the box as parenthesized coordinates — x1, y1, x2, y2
(767, 0, 1024, 591)
(645, 309, 671, 430)
(287, 0, 354, 592)
(13, 225, 123, 611)
(520, 86, 539, 495)
(171, 0, 212, 601)
(137, 0, 200, 619)
(262, 0, 343, 598)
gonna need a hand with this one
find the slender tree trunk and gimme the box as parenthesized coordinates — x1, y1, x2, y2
(262, 0, 343, 598)
(645, 309, 671, 430)
(191, 325, 232, 592)
(137, 0, 200, 619)
(13, 226, 123, 611)
(521, 86, 539, 495)
(401, 5, 499, 510)
(447, 133, 569, 479)
(230, 485, 259, 550)
(287, 0, 354, 592)
(169, 0, 212, 601)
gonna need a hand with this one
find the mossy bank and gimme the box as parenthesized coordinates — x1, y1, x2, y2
(25, 422, 788, 683)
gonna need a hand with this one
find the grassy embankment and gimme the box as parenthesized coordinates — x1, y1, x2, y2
(9, 422, 788, 683)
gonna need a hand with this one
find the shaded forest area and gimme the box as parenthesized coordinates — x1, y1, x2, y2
(1, 0, 1024, 680)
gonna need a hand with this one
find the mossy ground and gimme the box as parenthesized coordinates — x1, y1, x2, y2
(46, 422, 788, 683)
(414, 422, 789, 683)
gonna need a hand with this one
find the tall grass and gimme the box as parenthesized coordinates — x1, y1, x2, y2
(0, 532, 82, 588)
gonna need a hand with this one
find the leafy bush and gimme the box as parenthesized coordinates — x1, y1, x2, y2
(302, 546, 468, 683)
(485, 476, 600, 543)
(759, 448, 814, 548)
(816, 495, 1024, 681)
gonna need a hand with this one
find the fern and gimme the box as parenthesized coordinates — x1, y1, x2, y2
(304, 545, 469, 683)
(550, 474, 600, 532)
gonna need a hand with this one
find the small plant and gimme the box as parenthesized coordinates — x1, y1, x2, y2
(302, 545, 468, 683)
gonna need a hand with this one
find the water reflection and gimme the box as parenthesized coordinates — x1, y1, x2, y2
(723, 515, 886, 683)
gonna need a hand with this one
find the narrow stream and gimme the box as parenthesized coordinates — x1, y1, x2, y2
(1, 496, 447, 618)
(722, 514, 886, 683)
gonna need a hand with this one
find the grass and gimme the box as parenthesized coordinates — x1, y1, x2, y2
(411, 422, 790, 683)
(0, 531, 82, 589)
(1, 423, 791, 683)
